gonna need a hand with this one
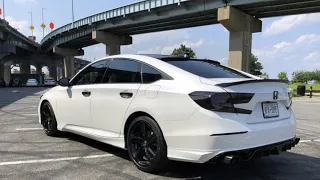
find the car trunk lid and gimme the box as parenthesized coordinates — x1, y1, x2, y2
(200, 78, 292, 124)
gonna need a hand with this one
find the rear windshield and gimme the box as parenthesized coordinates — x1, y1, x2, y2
(163, 59, 248, 78)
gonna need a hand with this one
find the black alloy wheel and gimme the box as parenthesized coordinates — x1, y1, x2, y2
(41, 102, 58, 136)
(127, 116, 168, 173)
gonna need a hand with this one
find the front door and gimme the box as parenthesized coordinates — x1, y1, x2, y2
(90, 58, 142, 138)
(56, 59, 109, 135)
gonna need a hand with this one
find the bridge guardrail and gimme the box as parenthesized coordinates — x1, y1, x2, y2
(41, 0, 190, 44)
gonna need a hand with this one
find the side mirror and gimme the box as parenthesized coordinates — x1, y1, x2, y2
(58, 77, 71, 87)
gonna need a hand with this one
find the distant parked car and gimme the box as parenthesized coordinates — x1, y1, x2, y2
(44, 77, 56, 86)
(26, 79, 38, 87)
(0, 77, 6, 87)
(9, 78, 22, 87)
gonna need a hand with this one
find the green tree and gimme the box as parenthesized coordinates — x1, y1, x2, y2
(249, 53, 263, 75)
(278, 71, 288, 80)
(260, 72, 269, 79)
(171, 44, 196, 58)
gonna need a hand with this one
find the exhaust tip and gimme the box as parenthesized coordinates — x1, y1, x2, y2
(223, 155, 237, 164)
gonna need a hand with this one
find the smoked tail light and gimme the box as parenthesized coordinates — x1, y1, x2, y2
(189, 91, 254, 114)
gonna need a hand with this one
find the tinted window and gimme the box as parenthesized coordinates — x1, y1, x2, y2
(71, 60, 109, 85)
(102, 59, 141, 83)
(165, 60, 247, 78)
(142, 64, 162, 83)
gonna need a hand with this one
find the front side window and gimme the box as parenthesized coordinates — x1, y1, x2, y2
(71, 60, 109, 85)
(142, 64, 162, 83)
(163, 59, 248, 78)
(102, 59, 141, 83)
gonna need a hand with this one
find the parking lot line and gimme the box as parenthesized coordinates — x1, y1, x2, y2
(15, 128, 43, 131)
(22, 114, 38, 116)
(300, 140, 312, 143)
(0, 154, 113, 166)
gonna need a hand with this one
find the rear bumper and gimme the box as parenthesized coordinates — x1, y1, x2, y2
(164, 109, 297, 163)
(209, 137, 300, 164)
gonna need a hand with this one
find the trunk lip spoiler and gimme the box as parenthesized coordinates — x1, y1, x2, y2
(215, 79, 289, 88)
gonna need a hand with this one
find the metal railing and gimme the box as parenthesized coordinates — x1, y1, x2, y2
(41, 0, 190, 44)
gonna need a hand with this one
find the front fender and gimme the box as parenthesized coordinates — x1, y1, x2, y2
(38, 88, 59, 125)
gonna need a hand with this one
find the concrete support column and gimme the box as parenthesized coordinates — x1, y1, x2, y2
(3, 66, 10, 84)
(57, 67, 63, 80)
(0, 63, 3, 79)
(20, 61, 31, 74)
(53, 47, 84, 79)
(218, 6, 262, 72)
(35, 63, 42, 74)
(106, 45, 120, 56)
(48, 66, 57, 81)
(64, 56, 75, 79)
(92, 31, 132, 56)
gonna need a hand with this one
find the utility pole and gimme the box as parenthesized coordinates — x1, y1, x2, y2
(41, 8, 46, 38)
(28, 12, 34, 36)
(72, 0, 74, 23)
(2, 0, 5, 20)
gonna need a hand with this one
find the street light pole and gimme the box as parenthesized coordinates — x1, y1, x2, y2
(42, 8, 46, 38)
(2, 0, 5, 20)
(28, 12, 33, 36)
(72, 0, 74, 23)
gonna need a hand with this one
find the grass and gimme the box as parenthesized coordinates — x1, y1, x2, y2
(289, 83, 320, 91)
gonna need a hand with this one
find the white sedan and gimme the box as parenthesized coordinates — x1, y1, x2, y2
(26, 79, 38, 87)
(44, 77, 56, 86)
(38, 54, 299, 173)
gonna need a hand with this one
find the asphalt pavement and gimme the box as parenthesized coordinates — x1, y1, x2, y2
(0, 87, 319, 180)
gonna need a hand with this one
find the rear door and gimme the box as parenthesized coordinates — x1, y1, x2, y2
(90, 58, 142, 138)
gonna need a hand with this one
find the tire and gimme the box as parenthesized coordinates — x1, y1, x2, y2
(127, 116, 168, 173)
(41, 102, 59, 136)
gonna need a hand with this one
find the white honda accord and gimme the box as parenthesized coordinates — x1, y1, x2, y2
(38, 54, 299, 173)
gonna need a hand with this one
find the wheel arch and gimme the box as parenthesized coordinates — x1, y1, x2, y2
(123, 111, 165, 149)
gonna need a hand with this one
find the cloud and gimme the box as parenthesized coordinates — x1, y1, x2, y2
(133, 30, 190, 45)
(304, 52, 320, 62)
(161, 39, 204, 55)
(5, 16, 50, 42)
(6, 16, 28, 34)
(264, 13, 320, 36)
(13, 0, 38, 4)
(295, 34, 320, 44)
(273, 42, 291, 50)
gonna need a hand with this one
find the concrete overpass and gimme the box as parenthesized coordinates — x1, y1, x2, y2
(0, 18, 90, 84)
(2, 0, 320, 83)
(39, 0, 320, 78)
(0, 19, 40, 84)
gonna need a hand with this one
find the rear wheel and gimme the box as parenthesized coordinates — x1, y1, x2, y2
(127, 116, 168, 173)
(41, 102, 58, 136)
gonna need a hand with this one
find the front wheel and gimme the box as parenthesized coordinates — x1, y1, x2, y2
(41, 102, 58, 136)
(127, 116, 168, 173)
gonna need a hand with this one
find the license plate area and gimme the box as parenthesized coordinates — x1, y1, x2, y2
(262, 102, 279, 118)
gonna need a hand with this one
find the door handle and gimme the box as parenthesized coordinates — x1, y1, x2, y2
(82, 90, 91, 97)
(120, 91, 133, 99)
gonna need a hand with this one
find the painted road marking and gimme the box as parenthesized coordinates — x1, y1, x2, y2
(15, 128, 43, 131)
(300, 140, 312, 143)
(0, 154, 113, 166)
(22, 114, 38, 116)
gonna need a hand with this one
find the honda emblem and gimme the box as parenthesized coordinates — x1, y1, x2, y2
(273, 91, 279, 100)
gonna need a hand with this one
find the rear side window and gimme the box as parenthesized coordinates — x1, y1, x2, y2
(142, 64, 162, 83)
(165, 60, 247, 78)
(102, 59, 141, 83)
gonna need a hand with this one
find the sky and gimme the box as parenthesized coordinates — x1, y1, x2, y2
(4, 0, 320, 79)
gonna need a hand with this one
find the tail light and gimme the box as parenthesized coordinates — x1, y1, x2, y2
(189, 91, 254, 114)
(287, 91, 293, 110)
